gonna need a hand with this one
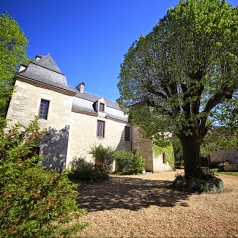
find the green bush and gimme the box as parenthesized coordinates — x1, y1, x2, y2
(172, 168, 223, 193)
(69, 158, 109, 182)
(113, 149, 145, 175)
(89, 144, 114, 173)
(0, 119, 87, 237)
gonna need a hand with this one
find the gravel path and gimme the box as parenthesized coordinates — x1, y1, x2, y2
(76, 170, 238, 237)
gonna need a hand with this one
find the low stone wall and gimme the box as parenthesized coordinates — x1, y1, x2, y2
(223, 164, 238, 172)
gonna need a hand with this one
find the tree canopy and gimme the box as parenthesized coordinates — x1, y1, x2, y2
(118, 0, 238, 177)
(0, 13, 29, 122)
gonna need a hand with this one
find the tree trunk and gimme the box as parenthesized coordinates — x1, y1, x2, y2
(179, 134, 202, 178)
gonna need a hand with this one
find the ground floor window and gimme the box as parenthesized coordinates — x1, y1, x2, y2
(125, 126, 131, 141)
(162, 152, 166, 164)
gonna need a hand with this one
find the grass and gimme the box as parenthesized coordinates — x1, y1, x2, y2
(212, 168, 238, 176)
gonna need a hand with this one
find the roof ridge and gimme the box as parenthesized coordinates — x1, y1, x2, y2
(78, 91, 118, 104)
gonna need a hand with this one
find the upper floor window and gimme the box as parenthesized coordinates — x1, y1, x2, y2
(39, 99, 50, 120)
(97, 120, 105, 137)
(125, 126, 131, 141)
(99, 102, 105, 112)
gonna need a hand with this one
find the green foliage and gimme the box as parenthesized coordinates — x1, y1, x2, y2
(153, 139, 175, 169)
(89, 144, 114, 173)
(212, 168, 238, 176)
(0, 119, 87, 237)
(173, 167, 223, 193)
(69, 158, 109, 182)
(0, 13, 29, 119)
(202, 126, 238, 155)
(113, 149, 145, 175)
(118, 0, 238, 177)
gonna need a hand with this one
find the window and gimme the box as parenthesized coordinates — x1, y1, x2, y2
(39, 99, 50, 119)
(162, 153, 166, 164)
(97, 120, 105, 137)
(125, 126, 131, 141)
(99, 102, 105, 112)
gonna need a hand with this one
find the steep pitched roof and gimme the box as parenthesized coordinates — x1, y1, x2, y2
(16, 53, 127, 121)
(16, 54, 76, 95)
(34, 54, 63, 74)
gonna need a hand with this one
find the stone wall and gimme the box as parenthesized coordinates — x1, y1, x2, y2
(6, 80, 73, 169)
(152, 152, 173, 172)
(210, 149, 238, 164)
(131, 127, 153, 172)
(67, 111, 131, 167)
(131, 127, 173, 172)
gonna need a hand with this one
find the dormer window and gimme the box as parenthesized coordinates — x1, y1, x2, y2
(99, 103, 105, 112)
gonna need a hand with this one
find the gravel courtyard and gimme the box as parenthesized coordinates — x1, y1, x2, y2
(76, 170, 238, 237)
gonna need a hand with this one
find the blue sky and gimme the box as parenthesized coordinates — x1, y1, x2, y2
(1, 0, 238, 101)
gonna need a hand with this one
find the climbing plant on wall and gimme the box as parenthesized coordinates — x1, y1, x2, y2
(152, 139, 175, 169)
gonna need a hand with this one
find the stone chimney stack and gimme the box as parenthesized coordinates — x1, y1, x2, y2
(76, 82, 85, 93)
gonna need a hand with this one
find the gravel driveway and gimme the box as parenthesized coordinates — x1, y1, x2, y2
(76, 170, 238, 237)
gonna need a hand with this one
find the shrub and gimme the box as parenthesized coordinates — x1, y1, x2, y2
(89, 144, 114, 173)
(69, 158, 109, 182)
(0, 119, 87, 237)
(113, 149, 145, 175)
(172, 167, 223, 193)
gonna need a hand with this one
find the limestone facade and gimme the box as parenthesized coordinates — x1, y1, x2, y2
(132, 127, 173, 172)
(6, 54, 172, 172)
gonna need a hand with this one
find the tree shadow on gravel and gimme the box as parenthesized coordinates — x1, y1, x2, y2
(76, 176, 192, 212)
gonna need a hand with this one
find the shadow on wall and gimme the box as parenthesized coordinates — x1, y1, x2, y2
(39, 126, 70, 170)
(114, 127, 132, 151)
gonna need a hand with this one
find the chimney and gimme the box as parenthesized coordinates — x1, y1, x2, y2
(35, 54, 42, 61)
(18, 63, 28, 72)
(76, 82, 85, 93)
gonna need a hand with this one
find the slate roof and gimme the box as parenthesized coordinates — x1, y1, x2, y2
(72, 96, 128, 122)
(75, 91, 120, 110)
(17, 54, 77, 94)
(16, 54, 127, 121)
(34, 54, 63, 74)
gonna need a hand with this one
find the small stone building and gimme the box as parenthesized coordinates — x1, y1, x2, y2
(6, 54, 173, 172)
(210, 149, 238, 164)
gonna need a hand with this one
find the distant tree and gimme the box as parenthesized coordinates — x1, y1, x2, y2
(0, 13, 29, 123)
(118, 0, 238, 178)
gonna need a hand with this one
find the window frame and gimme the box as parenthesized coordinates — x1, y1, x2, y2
(97, 120, 105, 137)
(99, 102, 105, 112)
(39, 99, 50, 120)
(125, 126, 131, 141)
(162, 152, 166, 164)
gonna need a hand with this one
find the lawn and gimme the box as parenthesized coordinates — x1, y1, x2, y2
(212, 168, 238, 176)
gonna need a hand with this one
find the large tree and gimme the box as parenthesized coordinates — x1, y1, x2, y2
(0, 13, 28, 121)
(118, 0, 238, 177)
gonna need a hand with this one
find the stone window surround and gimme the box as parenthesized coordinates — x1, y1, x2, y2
(125, 126, 131, 141)
(99, 102, 105, 112)
(97, 120, 105, 137)
(39, 99, 50, 120)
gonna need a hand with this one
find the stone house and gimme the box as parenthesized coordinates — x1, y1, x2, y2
(6, 54, 173, 172)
